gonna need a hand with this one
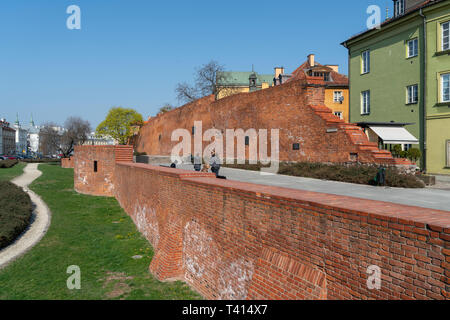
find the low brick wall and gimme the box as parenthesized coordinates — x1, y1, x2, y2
(113, 162, 449, 300)
(61, 156, 74, 168)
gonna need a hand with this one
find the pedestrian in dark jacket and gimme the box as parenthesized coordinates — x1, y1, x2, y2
(193, 153, 202, 172)
(209, 150, 221, 177)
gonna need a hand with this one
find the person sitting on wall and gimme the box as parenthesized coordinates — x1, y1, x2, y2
(209, 150, 221, 177)
(201, 163, 210, 173)
(193, 153, 202, 172)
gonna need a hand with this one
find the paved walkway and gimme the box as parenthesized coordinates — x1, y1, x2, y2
(0, 164, 52, 270)
(175, 164, 450, 212)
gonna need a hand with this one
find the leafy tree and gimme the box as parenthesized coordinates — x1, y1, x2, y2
(157, 103, 174, 115)
(96, 107, 143, 145)
(407, 148, 421, 163)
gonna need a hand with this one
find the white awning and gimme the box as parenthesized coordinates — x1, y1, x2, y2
(369, 126, 419, 145)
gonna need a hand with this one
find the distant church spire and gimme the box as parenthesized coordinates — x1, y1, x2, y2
(15, 112, 19, 127)
(30, 113, 35, 127)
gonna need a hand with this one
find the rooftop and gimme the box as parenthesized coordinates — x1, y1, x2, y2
(217, 71, 274, 86)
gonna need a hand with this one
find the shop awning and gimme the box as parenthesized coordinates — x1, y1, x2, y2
(369, 126, 419, 145)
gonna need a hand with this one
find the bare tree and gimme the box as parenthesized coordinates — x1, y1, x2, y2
(175, 60, 228, 104)
(60, 117, 91, 157)
(39, 122, 61, 157)
(175, 82, 200, 104)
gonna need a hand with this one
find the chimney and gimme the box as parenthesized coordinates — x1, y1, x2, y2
(308, 54, 315, 67)
(326, 65, 339, 73)
(274, 67, 285, 78)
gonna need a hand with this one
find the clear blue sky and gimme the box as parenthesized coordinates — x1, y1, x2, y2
(0, 0, 391, 128)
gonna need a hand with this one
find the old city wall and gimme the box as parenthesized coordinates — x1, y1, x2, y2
(61, 156, 74, 168)
(135, 80, 406, 165)
(74, 145, 132, 196)
(73, 146, 449, 300)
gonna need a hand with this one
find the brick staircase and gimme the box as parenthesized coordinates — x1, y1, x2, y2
(115, 145, 134, 163)
(309, 105, 413, 166)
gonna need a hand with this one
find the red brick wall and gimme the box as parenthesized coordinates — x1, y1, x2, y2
(73, 145, 133, 197)
(135, 80, 407, 165)
(61, 156, 74, 168)
(112, 162, 449, 300)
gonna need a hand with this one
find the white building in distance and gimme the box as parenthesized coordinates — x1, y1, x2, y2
(13, 114, 28, 155)
(83, 132, 117, 146)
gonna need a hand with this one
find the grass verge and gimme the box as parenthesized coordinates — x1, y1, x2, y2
(223, 162, 425, 188)
(0, 162, 25, 181)
(0, 163, 201, 300)
(0, 181, 33, 249)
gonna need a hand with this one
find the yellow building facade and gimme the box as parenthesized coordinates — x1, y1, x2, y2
(324, 87, 350, 123)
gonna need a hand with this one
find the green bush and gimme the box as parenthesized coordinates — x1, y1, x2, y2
(21, 159, 61, 163)
(407, 148, 421, 163)
(392, 145, 402, 158)
(399, 150, 408, 158)
(0, 159, 18, 168)
(133, 151, 147, 156)
(0, 181, 33, 249)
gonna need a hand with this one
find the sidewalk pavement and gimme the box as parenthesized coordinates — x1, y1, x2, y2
(174, 163, 450, 212)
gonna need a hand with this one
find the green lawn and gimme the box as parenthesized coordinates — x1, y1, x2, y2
(0, 163, 201, 300)
(0, 162, 26, 181)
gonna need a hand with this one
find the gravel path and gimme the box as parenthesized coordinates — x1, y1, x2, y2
(0, 163, 52, 270)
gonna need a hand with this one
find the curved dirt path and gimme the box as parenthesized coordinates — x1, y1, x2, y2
(0, 163, 51, 270)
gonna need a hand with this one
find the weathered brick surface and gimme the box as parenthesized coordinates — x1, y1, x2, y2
(74, 146, 448, 300)
(73, 145, 133, 197)
(112, 162, 448, 300)
(135, 79, 409, 165)
(61, 156, 74, 168)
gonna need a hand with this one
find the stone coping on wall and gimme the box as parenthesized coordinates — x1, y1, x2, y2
(116, 162, 450, 231)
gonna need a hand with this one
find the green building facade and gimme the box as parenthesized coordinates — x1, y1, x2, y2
(343, 0, 450, 174)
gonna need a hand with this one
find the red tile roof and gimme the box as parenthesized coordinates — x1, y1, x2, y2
(285, 60, 349, 87)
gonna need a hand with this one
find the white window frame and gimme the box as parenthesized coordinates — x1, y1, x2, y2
(442, 21, 450, 51)
(441, 73, 450, 103)
(361, 50, 370, 74)
(361, 91, 370, 115)
(407, 84, 418, 104)
(334, 111, 343, 120)
(333, 91, 343, 103)
(407, 38, 418, 58)
(394, 0, 405, 17)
